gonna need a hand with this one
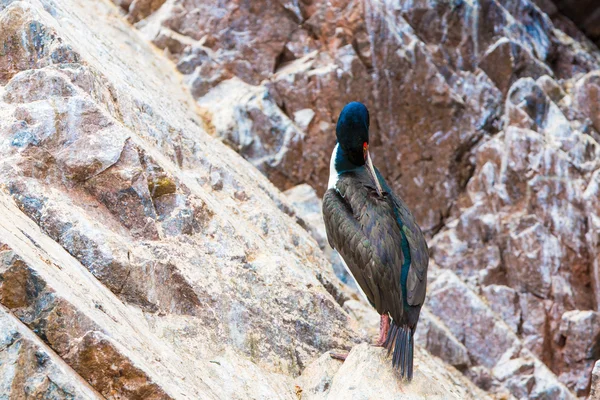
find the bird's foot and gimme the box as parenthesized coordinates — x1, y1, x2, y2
(373, 314, 390, 347)
(329, 352, 348, 361)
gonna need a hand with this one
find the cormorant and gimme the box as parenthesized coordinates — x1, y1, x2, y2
(322, 102, 429, 380)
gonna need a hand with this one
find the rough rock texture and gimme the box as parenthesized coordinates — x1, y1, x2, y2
(591, 359, 600, 398)
(0, 0, 358, 397)
(429, 71, 600, 396)
(3, 0, 600, 398)
(296, 344, 490, 400)
(127, 0, 600, 235)
(0, 306, 102, 399)
(0, 0, 490, 398)
(284, 183, 355, 289)
(115, 0, 600, 397)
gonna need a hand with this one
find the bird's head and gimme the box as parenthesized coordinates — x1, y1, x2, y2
(335, 102, 383, 196)
(336, 102, 370, 166)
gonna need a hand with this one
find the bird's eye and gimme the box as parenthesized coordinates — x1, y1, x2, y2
(363, 142, 368, 160)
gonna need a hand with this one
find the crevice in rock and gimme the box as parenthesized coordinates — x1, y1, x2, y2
(273, 45, 296, 74)
(115, 264, 132, 296)
(315, 272, 349, 308)
(19, 229, 43, 250)
(557, 333, 566, 348)
(589, 331, 600, 360)
(453, 132, 485, 192)
(428, 210, 449, 238)
(277, 2, 304, 25)
(351, 36, 374, 74)
(541, 304, 554, 367)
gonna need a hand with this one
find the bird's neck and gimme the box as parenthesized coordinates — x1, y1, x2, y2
(328, 143, 360, 189)
(334, 144, 358, 173)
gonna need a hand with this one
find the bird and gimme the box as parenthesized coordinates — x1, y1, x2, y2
(322, 102, 428, 380)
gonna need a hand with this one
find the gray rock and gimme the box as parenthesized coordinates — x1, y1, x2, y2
(297, 344, 489, 400)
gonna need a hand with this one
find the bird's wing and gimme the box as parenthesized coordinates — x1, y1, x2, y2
(322, 172, 404, 318)
(390, 193, 429, 306)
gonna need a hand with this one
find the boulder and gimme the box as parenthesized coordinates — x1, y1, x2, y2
(297, 344, 489, 400)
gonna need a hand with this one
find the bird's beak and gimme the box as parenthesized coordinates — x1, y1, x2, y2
(365, 150, 383, 197)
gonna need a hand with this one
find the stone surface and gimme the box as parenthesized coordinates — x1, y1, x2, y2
(482, 285, 521, 333)
(427, 269, 575, 399)
(0, 305, 102, 399)
(557, 311, 600, 396)
(414, 308, 471, 371)
(284, 183, 355, 289)
(574, 71, 600, 133)
(3, 0, 600, 398)
(296, 344, 489, 400)
(591, 359, 600, 399)
(0, 0, 362, 397)
(140, 0, 600, 237)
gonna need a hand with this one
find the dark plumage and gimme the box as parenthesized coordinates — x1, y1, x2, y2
(322, 102, 428, 380)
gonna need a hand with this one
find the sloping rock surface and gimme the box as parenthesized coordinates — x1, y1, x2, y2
(0, 0, 356, 397)
(3, 0, 600, 397)
(112, 0, 600, 397)
(1, 0, 491, 398)
(297, 344, 490, 400)
(0, 305, 102, 399)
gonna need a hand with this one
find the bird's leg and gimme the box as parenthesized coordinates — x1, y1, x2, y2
(375, 314, 390, 347)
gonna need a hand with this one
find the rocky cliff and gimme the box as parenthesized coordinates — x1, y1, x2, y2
(1, 0, 599, 399)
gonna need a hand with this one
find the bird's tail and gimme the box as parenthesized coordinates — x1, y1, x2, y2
(384, 321, 414, 380)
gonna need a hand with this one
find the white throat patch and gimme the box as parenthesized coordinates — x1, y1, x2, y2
(327, 143, 339, 190)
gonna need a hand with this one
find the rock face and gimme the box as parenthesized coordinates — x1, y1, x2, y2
(591, 359, 600, 398)
(112, 0, 600, 397)
(3, 0, 600, 398)
(429, 70, 600, 396)
(0, 0, 489, 399)
(127, 0, 600, 236)
(296, 344, 490, 400)
(0, 306, 102, 399)
(0, 0, 360, 397)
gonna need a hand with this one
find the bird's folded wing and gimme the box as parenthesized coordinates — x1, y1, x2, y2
(393, 196, 429, 306)
(322, 185, 404, 318)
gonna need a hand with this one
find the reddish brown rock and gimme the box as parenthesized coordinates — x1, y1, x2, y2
(118, 0, 600, 234)
(0, 306, 102, 399)
(427, 270, 574, 399)
(482, 285, 521, 333)
(432, 74, 599, 396)
(574, 71, 600, 134)
(557, 311, 600, 396)
(414, 308, 471, 371)
(479, 38, 553, 96)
